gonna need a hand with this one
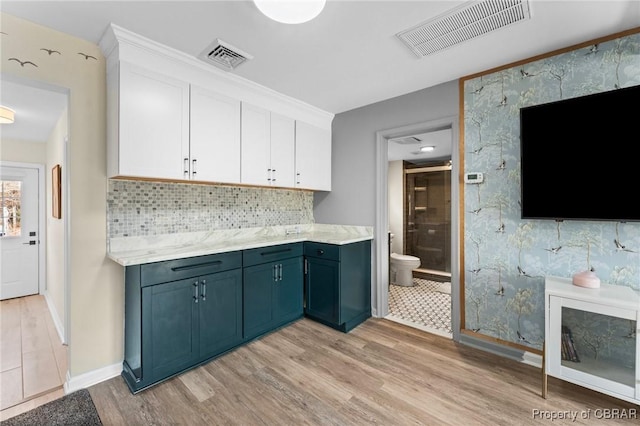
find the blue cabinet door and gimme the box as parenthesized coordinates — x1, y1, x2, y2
(243, 262, 276, 340)
(143, 278, 199, 383)
(304, 256, 339, 324)
(274, 257, 304, 325)
(243, 256, 304, 341)
(198, 269, 243, 361)
(304, 240, 371, 332)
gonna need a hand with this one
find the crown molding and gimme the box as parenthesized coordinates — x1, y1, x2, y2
(99, 23, 333, 128)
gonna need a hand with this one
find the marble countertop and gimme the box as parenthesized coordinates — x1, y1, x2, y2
(107, 223, 373, 266)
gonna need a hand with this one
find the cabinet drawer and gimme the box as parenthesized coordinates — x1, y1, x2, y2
(243, 243, 303, 267)
(304, 242, 339, 261)
(141, 251, 242, 287)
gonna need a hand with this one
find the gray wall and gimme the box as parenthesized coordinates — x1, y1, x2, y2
(314, 79, 459, 314)
(314, 79, 459, 226)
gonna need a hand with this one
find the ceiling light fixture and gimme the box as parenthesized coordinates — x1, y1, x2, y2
(254, 0, 326, 24)
(0, 106, 15, 124)
(420, 146, 435, 152)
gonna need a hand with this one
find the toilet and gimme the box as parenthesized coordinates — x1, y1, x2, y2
(390, 253, 421, 286)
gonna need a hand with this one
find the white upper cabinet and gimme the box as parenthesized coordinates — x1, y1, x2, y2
(295, 121, 331, 191)
(115, 61, 190, 180)
(102, 24, 333, 189)
(240, 103, 295, 188)
(190, 86, 241, 183)
(269, 113, 295, 188)
(240, 103, 271, 186)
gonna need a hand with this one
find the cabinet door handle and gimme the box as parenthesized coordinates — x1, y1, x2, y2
(193, 281, 199, 303)
(200, 280, 206, 301)
(296, 172, 301, 185)
(317, 249, 324, 256)
(273, 264, 278, 282)
(304, 258, 308, 275)
(271, 169, 276, 183)
(278, 264, 283, 281)
(171, 260, 222, 272)
(192, 159, 197, 177)
(184, 158, 189, 178)
(267, 168, 272, 182)
(260, 248, 292, 256)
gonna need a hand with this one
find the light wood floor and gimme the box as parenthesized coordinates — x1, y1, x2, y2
(0, 295, 67, 420)
(89, 318, 638, 425)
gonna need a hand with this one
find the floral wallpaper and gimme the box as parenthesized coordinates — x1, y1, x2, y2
(462, 30, 640, 353)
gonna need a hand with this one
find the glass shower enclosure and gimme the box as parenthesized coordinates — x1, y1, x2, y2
(404, 163, 451, 277)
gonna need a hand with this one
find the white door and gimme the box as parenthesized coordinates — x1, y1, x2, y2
(0, 166, 40, 300)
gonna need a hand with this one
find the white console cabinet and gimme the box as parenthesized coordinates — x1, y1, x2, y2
(544, 276, 639, 405)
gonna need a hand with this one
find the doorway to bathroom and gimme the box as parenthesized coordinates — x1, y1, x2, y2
(385, 127, 454, 338)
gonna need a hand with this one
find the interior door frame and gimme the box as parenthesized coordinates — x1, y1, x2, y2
(0, 161, 46, 296)
(374, 115, 461, 342)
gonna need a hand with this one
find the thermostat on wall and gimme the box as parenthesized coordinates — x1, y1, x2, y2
(465, 172, 484, 184)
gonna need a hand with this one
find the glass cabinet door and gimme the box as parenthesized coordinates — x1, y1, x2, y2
(549, 296, 637, 399)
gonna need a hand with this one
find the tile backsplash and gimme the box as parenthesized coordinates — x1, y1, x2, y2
(107, 179, 314, 238)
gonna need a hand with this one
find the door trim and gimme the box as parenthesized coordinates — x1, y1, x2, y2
(0, 161, 46, 296)
(374, 116, 461, 342)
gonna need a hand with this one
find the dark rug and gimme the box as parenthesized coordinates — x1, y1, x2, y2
(2, 389, 102, 426)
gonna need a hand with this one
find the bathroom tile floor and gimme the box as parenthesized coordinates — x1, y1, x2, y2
(386, 277, 453, 337)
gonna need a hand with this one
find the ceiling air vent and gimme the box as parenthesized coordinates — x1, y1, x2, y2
(390, 136, 422, 145)
(397, 0, 531, 58)
(198, 39, 253, 71)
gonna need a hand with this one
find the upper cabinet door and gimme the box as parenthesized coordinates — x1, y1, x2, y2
(190, 86, 241, 184)
(118, 62, 190, 180)
(240, 103, 271, 186)
(295, 121, 331, 191)
(269, 113, 295, 188)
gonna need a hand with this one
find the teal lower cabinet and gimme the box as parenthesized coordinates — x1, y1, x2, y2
(122, 251, 242, 393)
(121, 239, 369, 393)
(304, 240, 371, 332)
(243, 243, 304, 341)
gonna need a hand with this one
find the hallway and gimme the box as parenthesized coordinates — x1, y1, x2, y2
(0, 294, 67, 420)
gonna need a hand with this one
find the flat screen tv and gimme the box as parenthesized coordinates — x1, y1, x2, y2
(519, 84, 640, 222)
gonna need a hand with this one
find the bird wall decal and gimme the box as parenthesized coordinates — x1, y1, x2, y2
(8, 57, 38, 67)
(78, 52, 97, 61)
(517, 330, 530, 344)
(614, 239, 636, 253)
(41, 48, 61, 55)
(544, 246, 562, 254)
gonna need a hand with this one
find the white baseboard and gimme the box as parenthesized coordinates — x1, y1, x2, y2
(64, 362, 122, 394)
(522, 351, 543, 368)
(43, 291, 65, 345)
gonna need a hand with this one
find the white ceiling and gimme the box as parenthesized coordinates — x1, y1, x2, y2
(1, 1, 638, 153)
(0, 80, 68, 143)
(388, 129, 452, 162)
